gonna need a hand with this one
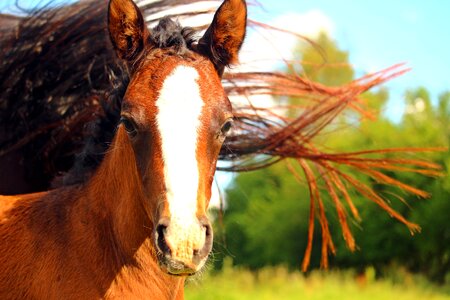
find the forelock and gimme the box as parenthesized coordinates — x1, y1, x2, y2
(149, 17, 197, 55)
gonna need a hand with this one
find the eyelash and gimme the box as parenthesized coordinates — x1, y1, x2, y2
(120, 116, 137, 137)
(219, 119, 233, 138)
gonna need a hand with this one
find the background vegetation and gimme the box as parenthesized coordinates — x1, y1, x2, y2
(186, 264, 449, 300)
(188, 33, 449, 298)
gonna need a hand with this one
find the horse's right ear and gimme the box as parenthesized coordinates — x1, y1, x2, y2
(108, 0, 149, 61)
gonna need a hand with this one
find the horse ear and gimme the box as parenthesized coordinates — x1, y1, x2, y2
(197, 0, 247, 76)
(108, 0, 149, 61)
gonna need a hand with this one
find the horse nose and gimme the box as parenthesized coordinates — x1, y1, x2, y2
(155, 216, 213, 261)
(193, 217, 213, 263)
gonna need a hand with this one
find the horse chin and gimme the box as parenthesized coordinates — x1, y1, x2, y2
(157, 255, 205, 277)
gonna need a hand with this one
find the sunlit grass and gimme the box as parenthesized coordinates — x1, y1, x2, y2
(185, 265, 450, 300)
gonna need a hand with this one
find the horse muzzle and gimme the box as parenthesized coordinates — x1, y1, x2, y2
(154, 216, 213, 275)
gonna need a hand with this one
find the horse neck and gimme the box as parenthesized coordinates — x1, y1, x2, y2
(84, 127, 150, 255)
(73, 127, 185, 296)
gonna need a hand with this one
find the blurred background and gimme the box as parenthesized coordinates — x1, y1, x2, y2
(205, 1, 450, 299)
(2, 0, 449, 299)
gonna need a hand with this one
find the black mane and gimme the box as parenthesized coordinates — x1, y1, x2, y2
(0, 1, 202, 189)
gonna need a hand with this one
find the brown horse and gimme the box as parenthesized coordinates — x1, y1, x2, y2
(0, 0, 246, 298)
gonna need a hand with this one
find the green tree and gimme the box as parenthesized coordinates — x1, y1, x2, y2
(216, 35, 450, 284)
(296, 32, 354, 86)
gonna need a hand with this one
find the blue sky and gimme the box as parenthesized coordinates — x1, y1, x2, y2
(0, 0, 73, 12)
(251, 0, 450, 118)
(2, 0, 449, 118)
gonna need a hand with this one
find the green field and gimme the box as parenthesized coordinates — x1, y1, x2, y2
(186, 266, 450, 300)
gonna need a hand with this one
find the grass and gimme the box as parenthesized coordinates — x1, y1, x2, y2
(185, 265, 450, 300)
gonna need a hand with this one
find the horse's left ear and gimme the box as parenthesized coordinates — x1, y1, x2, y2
(197, 0, 247, 76)
(108, 0, 149, 62)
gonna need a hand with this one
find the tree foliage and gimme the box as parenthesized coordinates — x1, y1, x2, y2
(215, 34, 449, 284)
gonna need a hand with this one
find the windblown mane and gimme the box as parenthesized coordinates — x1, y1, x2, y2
(0, 1, 119, 189)
(0, 2, 200, 188)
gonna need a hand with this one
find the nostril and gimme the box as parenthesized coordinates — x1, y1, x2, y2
(204, 224, 213, 249)
(203, 223, 212, 237)
(193, 217, 213, 261)
(156, 222, 171, 255)
(199, 216, 212, 238)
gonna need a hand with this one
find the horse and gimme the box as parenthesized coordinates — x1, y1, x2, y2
(0, 0, 246, 298)
(0, 0, 441, 285)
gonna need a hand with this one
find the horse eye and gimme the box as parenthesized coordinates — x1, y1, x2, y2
(120, 117, 137, 136)
(220, 119, 233, 137)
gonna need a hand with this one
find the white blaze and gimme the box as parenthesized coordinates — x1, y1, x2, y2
(156, 65, 204, 227)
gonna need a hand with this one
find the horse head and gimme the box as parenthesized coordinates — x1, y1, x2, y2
(107, 0, 246, 275)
